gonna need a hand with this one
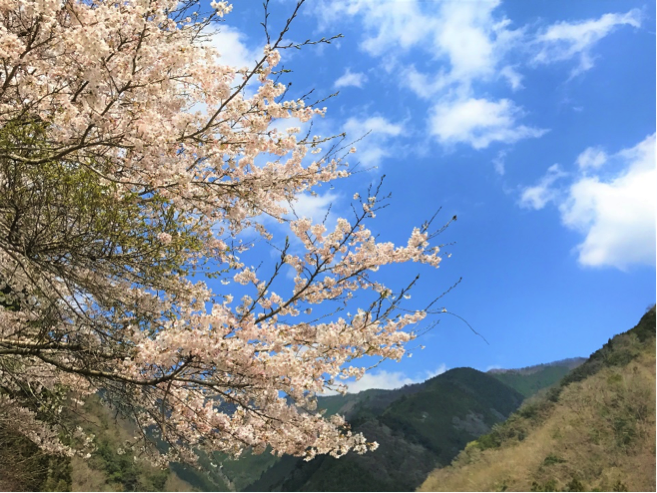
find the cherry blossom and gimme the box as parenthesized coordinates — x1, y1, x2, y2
(0, 0, 450, 463)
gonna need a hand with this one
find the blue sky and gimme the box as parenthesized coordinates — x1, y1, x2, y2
(212, 0, 655, 392)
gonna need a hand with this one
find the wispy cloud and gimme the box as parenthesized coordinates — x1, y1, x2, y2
(319, 0, 522, 96)
(311, 2, 643, 154)
(287, 192, 339, 223)
(492, 150, 507, 176)
(532, 9, 642, 77)
(312, 0, 435, 56)
(499, 65, 524, 91)
(342, 115, 404, 169)
(424, 363, 449, 381)
(519, 164, 568, 210)
(429, 98, 547, 150)
(310, 1, 539, 151)
(334, 68, 368, 89)
(576, 146, 607, 170)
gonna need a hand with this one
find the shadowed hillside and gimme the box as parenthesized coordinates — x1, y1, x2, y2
(245, 368, 524, 491)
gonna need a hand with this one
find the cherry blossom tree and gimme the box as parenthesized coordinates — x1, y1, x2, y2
(0, 0, 449, 464)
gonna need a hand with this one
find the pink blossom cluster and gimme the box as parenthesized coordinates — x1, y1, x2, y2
(0, 0, 446, 464)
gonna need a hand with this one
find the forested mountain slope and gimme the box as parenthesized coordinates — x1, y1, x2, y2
(226, 355, 579, 491)
(1, 317, 613, 493)
(60, 347, 577, 492)
(419, 306, 656, 492)
(245, 368, 524, 491)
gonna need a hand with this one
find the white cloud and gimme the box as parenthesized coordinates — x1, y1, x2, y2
(311, 2, 642, 155)
(576, 146, 607, 170)
(288, 192, 338, 223)
(311, 1, 550, 152)
(533, 10, 641, 77)
(343, 364, 448, 394)
(311, 0, 525, 99)
(559, 134, 656, 270)
(320, 7, 641, 87)
(312, 0, 434, 56)
(343, 115, 404, 168)
(207, 25, 261, 71)
(429, 97, 547, 150)
(404, 66, 449, 99)
(346, 370, 416, 393)
(519, 164, 568, 210)
(334, 69, 368, 89)
(520, 134, 656, 270)
(432, 2, 520, 84)
(344, 115, 402, 137)
(187, 25, 261, 115)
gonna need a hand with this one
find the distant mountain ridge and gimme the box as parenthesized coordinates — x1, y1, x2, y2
(487, 358, 586, 398)
(488, 357, 586, 375)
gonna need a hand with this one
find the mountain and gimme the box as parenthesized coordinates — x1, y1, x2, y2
(488, 358, 586, 397)
(244, 368, 525, 491)
(488, 358, 585, 375)
(9, 307, 649, 493)
(190, 357, 583, 492)
(418, 306, 656, 492)
(60, 351, 582, 492)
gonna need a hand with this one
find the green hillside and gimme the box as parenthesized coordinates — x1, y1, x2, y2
(419, 306, 656, 492)
(68, 397, 200, 492)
